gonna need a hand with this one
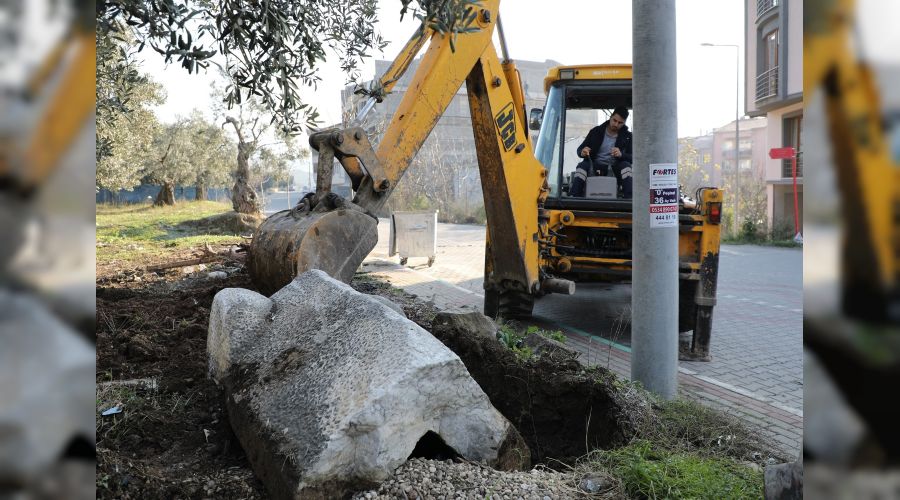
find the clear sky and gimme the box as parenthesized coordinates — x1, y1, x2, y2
(858, 0, 900, 65)
(144, 0, 750, 138)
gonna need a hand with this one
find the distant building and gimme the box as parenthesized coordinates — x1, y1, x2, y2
(679, 116, 768, 191)
(678, 134, 716, 189)
(745, 0, 803, 233)
(712, 116, 769, 183)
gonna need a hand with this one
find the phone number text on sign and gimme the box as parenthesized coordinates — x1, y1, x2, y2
(649, 163, 678, 228)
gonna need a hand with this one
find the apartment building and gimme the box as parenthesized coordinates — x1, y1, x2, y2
(745, 0, 803, 234)
(679, 117, 767, 192)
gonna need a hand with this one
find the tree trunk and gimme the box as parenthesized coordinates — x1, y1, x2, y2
(232, 140, 261, 215)
(154, 181, 175, 206)
(195, 183, 207, 201)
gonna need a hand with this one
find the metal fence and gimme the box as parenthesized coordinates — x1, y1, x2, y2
(756, 66, 779, 102)
(756, 0, 778, 18)
(781, 153, 803, 178)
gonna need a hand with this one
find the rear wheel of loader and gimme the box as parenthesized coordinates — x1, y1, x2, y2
(678, 279, 698, 333)
(483, 289, 534, 320)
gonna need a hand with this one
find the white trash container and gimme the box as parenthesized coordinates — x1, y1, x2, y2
(389, 211, 437, 266)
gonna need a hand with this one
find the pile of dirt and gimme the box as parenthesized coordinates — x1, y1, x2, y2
(95, 270, 443, 499)
(174, 211, 263, 235)
(95, 267, 648, 498)
(96, 271, 266, 499)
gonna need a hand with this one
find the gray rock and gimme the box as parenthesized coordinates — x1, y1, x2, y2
(764, 460, 803, 500)
(208, 271, 228, 280)
(578, 474, 610, 493)
(803, 350, 867, 463)
(369, 295, 406, 317)
(0, 290, 95, 486)
(208, 270, 529, 499)
(432, 311, 498, 342)
(805, 464, 900, 498)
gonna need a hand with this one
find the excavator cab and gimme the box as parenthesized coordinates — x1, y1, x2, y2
(533, 66, 633, 205)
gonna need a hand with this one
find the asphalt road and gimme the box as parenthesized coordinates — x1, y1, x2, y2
(262, 191, 299, 215)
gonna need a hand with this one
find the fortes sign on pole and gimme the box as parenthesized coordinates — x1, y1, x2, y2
(649, 163, 678, 228)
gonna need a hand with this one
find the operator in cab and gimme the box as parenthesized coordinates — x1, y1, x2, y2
(569, 106, 633, 199)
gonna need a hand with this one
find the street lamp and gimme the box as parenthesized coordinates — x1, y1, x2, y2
(702, 42, 741, 236)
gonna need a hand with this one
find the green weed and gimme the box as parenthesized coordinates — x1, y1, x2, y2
(96, 201, 242, 268)
(584, 440, 763, 500)
(496, 324, 534, 361)
(525, 325, 566, 343)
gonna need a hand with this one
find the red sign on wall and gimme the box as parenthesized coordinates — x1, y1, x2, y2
(769, 147, 796, 159)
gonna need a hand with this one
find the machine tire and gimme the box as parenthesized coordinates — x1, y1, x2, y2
(678, 279, 699, 333)
(484, 289, 535, 320)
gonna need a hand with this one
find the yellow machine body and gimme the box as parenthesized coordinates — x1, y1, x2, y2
(256, 2, 724, 356)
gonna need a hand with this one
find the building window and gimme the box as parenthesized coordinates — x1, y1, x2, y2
(756, 29, 779, 101)
(765, 30, 779, 70)
(740, 159, 752, 170)
(782, 114, 803, 178)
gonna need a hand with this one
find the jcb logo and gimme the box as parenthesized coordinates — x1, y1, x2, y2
(494, 103, 516, 151)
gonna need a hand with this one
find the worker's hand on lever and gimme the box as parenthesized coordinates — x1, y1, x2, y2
(580, 146, 591, 158)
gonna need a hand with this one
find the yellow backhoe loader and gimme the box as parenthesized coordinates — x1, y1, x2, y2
(804, 0, 900, 459)
(248, 0, 724, 359)
(805, 0, 900, 322)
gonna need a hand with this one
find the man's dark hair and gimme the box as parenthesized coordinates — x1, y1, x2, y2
(612, 106, 630, 120)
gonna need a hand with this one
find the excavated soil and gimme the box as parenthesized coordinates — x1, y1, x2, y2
(430, 315, 647, 466)
(96, 265, 266, 499)
(96, 262, 637, 498)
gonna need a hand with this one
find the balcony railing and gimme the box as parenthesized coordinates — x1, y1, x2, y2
(782, 153, 802, 178)
(757, 0, 778, 19)
(756, 66, 779, 102)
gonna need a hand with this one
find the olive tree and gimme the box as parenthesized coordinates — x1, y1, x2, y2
(144, 119, 197, 205)
(97, 0, 481, 134)
(96, 30, 166, 192)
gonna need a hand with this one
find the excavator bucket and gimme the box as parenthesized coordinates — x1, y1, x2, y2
(248, 197, 378, 296)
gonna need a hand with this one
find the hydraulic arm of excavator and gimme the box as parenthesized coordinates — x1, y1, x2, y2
(249, 0, 554, 299)
(805, 0, 900, 320)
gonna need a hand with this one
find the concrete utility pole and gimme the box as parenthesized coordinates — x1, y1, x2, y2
(631, 0, 679, 399)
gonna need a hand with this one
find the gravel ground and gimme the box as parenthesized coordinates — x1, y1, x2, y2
(351, 458, 618, 499)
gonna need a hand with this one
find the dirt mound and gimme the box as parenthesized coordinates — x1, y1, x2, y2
(431, 312, 650, 466)
(96, 268, 649, 498)
(176, 211, 263, 235)
(96, 272, 266, 499)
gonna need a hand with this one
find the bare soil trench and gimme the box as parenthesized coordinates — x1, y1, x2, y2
(95, 255, 759, 498)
